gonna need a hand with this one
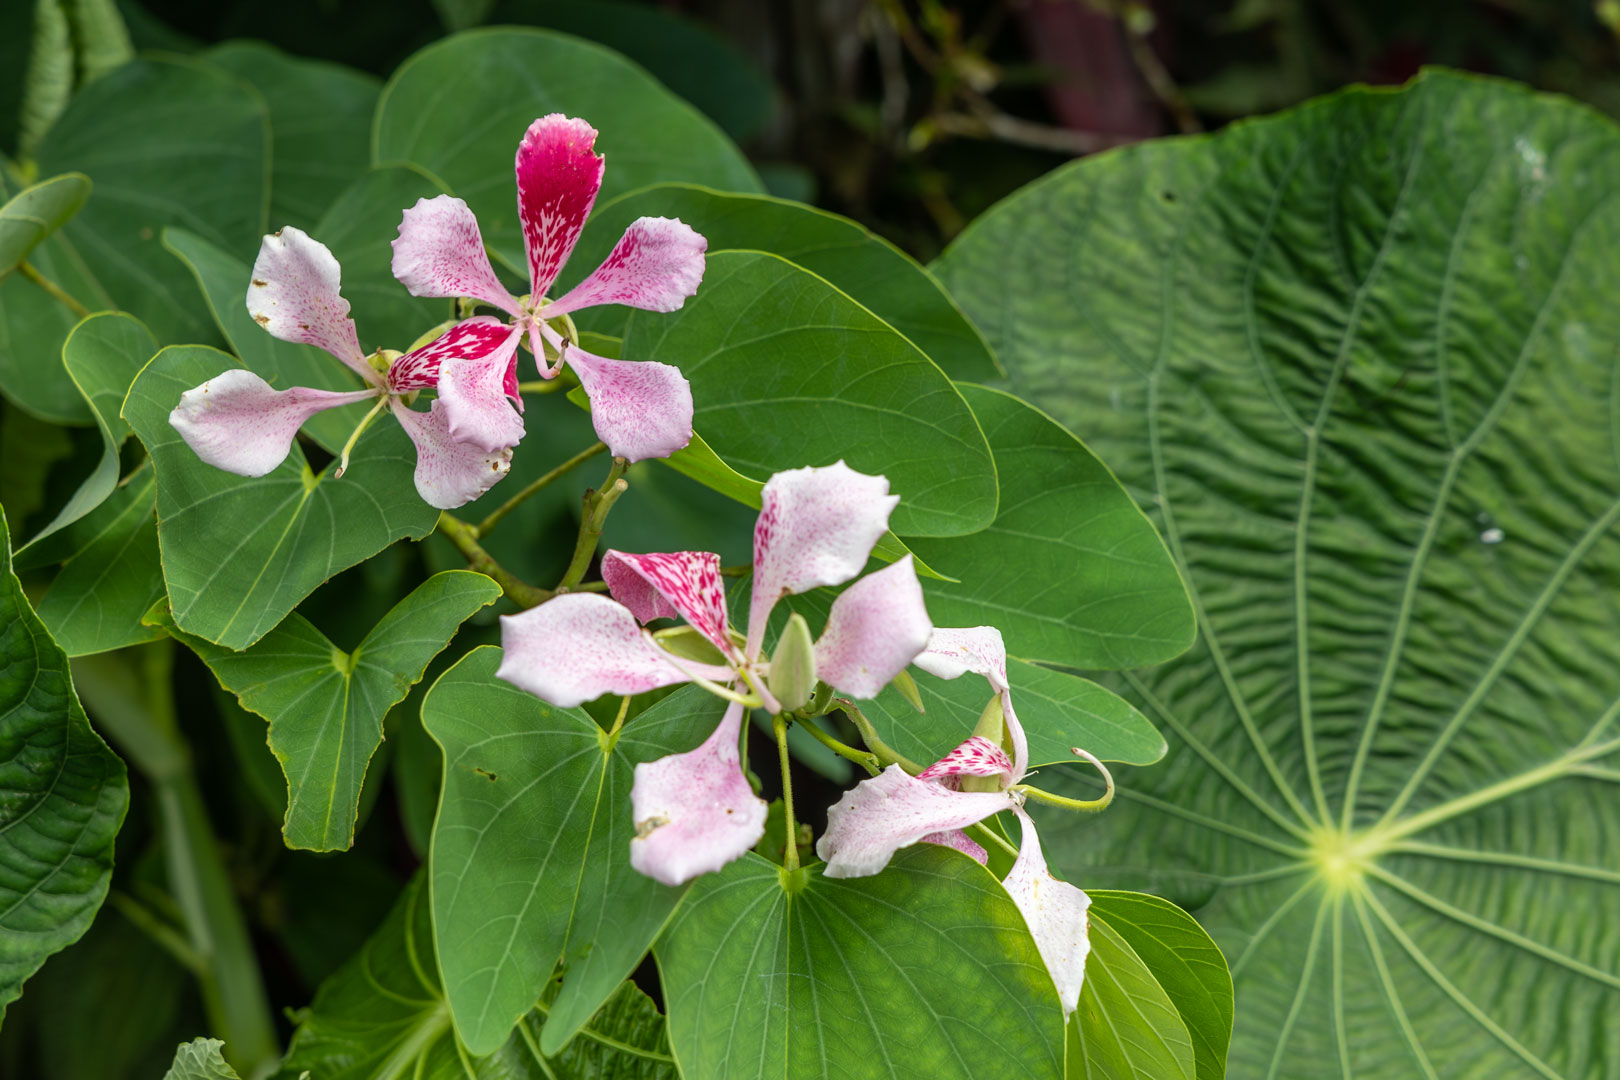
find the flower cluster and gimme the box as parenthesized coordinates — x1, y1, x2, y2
(169, 114, 706, 508)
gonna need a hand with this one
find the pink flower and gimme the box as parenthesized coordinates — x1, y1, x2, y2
(168, 227, 523, 510)
(816, 626, 1096, 1016)
(391, 114, 707, 463)
(496, 461, 934, 885)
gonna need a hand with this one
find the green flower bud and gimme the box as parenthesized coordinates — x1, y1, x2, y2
(768, 612, 817, 712)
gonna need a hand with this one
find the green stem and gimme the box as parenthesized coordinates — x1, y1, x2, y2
(1013, 747, 1115, 813)
(515, 378, 572, 394)
(773, 713, 800, 872)
(107, 889, 203, 974)
(800, 718, 881, 776)
(436, 513, 552, 608)
(477, 441, 605, 536)
(72, 644, 280, 1079)
(18, 260, 91, 319)
(965, 821, 1021, 861)
(556, 457, 628, 589)
(834, 697, 923, 773)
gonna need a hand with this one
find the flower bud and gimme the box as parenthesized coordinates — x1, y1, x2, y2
(767, 612, 817, 713)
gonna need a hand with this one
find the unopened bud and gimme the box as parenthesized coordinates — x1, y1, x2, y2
(767, 612, 817, 713)
(890, 669, 925, 714)
(961, 694, 1007, 792)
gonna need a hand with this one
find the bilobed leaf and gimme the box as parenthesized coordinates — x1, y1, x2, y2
(655, 845, 1066, 1080)
(0, 506, 129, 1020)
(1086, 892, 1232, 1080)
(121, 345, 438, 650)
(372, 27, 761, 277)
(163, 226, 369, 453)
(151, 571, 499, 851)
(0, 171, 90, 278)
(275, 874, 676, 1079)
(934, 69, 1620, 1079)
(422, 649, 715, 1055)
(204, 41, 380, 232)
(905, 385, 1194, 669)
(569, 184, 997, 381)
(1070, 915, 1196, 1080)
(14, 311, 156, 565)
(162, 1039, 241, 1080)
(622, 250, 998, 538)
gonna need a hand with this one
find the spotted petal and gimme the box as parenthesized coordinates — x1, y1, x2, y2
(746, 462, 898, 658)
(389, 398, 512, 509)
(564, 344, 692, 463)
(546, 216, 707, 316)
(389, 318, 524, 453)
(498, 593, 730, 708)
(916, 736, 1015, 783)
(169, 370, 374, 477)
(247, 227, 374, 384)
(629, 701, 766, 887)
(915, 625, 1027, 779)
(515, 114, 604, 296)
(921, 829, 988, 864)
(1004, 808, 1091, 1016)
(812, 556, 931, 698)
(816, 763, 1012, 879)
(601, 550, 735, 659)
(391, 194, 521, 316)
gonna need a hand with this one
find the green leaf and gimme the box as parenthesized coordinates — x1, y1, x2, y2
(622, 250, 998, 538)
(151, 570, 498, 851)
(275, 874, 677, 1079)
(14, 311, 156, 565)
(65, 0, 133, 84)
(163, 226, 369, 454)
(0, 504, 129, 1020)
(934, 69, 1620, 1079)
(0, 171, 89, 278)
(36, 463, 165, 655)
(859, 656, 1166, 769)
(907, 384, 1194, 669)
(423, 649, 716, 1056)
(162, 1039, 241, 1080)
(204, 41, 380, 232)
(655, 845, 1066, 1080)
(1086, 892, 1231, 1080)
(17, 0, 71, 162)
(121, 345, 438, 650)
(373, 27, 761, 277)
(1070, 914, 1196, 1080)
(573, 184, 998, 380)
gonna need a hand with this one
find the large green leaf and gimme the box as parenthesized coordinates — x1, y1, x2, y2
(1070, 915, 1196, 1080)
(275, 874, 677, 1079)
(934, 69, 1620, 1079)
(122, 346, 438, 649)
(423, 649, 716, 1056)
(906, 384, 1194, 668)
(204, 41, 380, 232)
(153, 571, 498, 851)
(654, 845, 1066, 1080)
(622, 250, 998, 538)
(162, 1040, 241, 1080)
(372, 27, 761, 278)
(1086, 892, 1232, 1080)
(570, 184, 998, 380)
(164, 226, 369, 453)
(0, 506, 129, 1020)
(0, 171, 89, 278)
(13, 311, 155, 565)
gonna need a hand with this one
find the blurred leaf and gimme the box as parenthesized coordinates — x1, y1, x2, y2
(373, 27, 760, 278)
(656, 846, 1066, 1080)
(204, 41, 381, 232)
(152, 570, 497, 850)
(1069, 915, 1195, 1080)
(934, 69, 1620, 1078)
(623, 250, 997, 538)
(0, 171, 89, 278)
(162, 1038, 240, 1080)
(423, 649, 715, 1056)
(274, 874, 677, 1079)
(0, 399, 74, 528)
(121, 345, 438, 649)
(17, 0, 72, 162)
(69, 0, 134, 84)
(0, 504, 129, 1021)
(571, 183, 998, 380)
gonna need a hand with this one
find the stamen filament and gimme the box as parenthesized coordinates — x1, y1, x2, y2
(333, 394, 389, 479)
(1013, 747, 1115, 812)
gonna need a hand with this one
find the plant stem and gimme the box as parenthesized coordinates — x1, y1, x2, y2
(435, 513, 552, 608)
(516, 378, 571, 394)
(834, 697, 923, 773)
(18, 260, 91, 318)
(556, 456, 628, 589)
(800, 717, 881, 776)
(106, 889, 204, 974)
(773, 712, 800, 872)
(477, 440, 606, 536)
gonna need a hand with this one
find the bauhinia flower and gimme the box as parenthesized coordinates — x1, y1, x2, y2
(497, 461, 933, 886)
(391, 113, 707, 463)
(169, 227, 522, 509)
(816, 626, 1104, 1016)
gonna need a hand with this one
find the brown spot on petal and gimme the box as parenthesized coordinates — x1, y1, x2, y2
(253, 314, 270, 326)
(635, 815, 669, 840)
(251, 279, 268, 287)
